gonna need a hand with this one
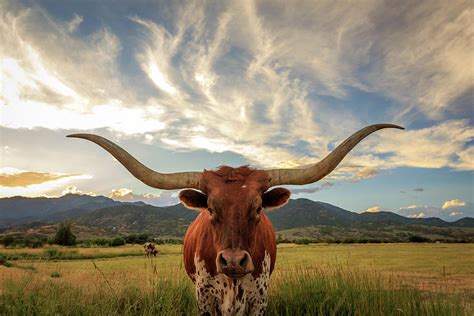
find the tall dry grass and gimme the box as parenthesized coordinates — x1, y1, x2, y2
(0, 244, 472, 315)
(1, 264, 469, 315)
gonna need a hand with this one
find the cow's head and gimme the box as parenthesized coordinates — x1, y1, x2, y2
(179, 166, 290, 277)
(68, 124, 403, 279)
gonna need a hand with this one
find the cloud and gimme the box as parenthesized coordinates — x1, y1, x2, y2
(398, 202, 471, 221)
(0, 170, 78, 187)
(399, 205, 419, 210)
(413, 188, 424, 192)
(290, 182, 333, 194)
(0, 1, 165, 135)
(67, 14, 83, 33)
(62, 186, 96, 196)
(442, 199, 466, 209)
(366, 206, 382, 213)
(109, 188, 179, 206)
(407, 212, 425, 219)
(1, 0, 472, 199)
(0, 167, 92, 197)
(369, 120, 474, 171)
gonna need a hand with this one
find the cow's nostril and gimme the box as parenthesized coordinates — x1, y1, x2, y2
(239, 254, 248, 268)
(219, 254, 228, 267)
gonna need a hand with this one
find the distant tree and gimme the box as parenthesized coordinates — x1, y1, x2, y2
(408, 235, 430, 243)
(1, 235, 15, 247)
(54, 222, 77, 246)
(109, 237, 125, 247)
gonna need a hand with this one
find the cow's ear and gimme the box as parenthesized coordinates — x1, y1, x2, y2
(179, 189, 208, 211)
(262, 188, 291, 210)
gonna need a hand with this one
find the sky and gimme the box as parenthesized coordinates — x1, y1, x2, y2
(1, 0, 473, 221)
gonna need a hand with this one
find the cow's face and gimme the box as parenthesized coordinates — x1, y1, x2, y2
(179, 167, 290, 278)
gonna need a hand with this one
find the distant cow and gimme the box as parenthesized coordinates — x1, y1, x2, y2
(144, 242, 158, 257)
(69, 124, 403, 315)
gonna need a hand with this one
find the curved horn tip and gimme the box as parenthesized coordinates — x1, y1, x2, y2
(66, 133, 96, 139)
(67, 134, 84, 138)
(374, 124, 405, 130)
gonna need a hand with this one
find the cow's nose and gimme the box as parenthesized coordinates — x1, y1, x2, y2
(216, 249, 254, 278)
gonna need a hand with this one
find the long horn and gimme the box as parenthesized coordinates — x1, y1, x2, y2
(67, 134, 202, 190)
(267, 124, 404, 186)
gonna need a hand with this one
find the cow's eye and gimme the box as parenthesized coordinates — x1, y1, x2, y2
(207, 207, 213, 215)
(256, 207, 263, 215)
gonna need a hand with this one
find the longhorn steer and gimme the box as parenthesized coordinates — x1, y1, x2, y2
(68, 124, 403, 315)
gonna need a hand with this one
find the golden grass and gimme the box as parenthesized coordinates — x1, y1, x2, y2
(1, 243, 472, 314)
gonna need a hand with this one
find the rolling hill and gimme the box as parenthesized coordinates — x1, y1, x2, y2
(1, 195, 472, 241)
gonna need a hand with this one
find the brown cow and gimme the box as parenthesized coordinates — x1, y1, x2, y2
(144, 242, 158, 257)
(68, 124, 402, 315)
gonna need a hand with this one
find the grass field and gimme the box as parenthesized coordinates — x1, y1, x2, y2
(1, 243, 472, 315)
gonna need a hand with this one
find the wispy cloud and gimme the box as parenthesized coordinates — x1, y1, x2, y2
(0, 0, 472, 200)
(67, 14, 83, 33)
(290, 182, 333, 195)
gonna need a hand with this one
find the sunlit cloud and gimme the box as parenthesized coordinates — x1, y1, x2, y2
(0, 167, 92, 197)
(62, 186, 96, 196)
(0, 170, 77, 187)
(369, 120, 474, 170)
(0, 0, 472, 202)
(146, 63, 178, 95)
(109, 188, 179, 206)
(3, 100, 166, 134)
(449, 211, 464, 217)
(366, 206, 382, 213)
(397, 202, 472, 221)
(442, 199, 466, 209)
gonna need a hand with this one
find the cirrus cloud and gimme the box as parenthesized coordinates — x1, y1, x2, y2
(0, 0, 472, 201)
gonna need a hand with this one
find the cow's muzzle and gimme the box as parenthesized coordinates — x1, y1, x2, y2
(216, 249, 254, 278)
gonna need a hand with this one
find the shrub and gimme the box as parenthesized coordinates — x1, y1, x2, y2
(50, 271, 61, 278)
(125, 234, 149, 244)
(1, 235, 15, 247)
(295, 239, 312, 245)
(409, 235, 430, 243)
(109, 237, 125, 247)
(45, 248, 62, 259)
(54, 222, 77, 246)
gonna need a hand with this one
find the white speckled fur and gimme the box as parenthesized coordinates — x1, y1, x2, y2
(193, 252, 271, 316)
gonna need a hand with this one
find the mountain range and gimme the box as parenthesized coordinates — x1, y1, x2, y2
(1, 194, 473, 241)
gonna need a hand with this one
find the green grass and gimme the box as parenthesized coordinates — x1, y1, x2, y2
(0, 243, 472, 315)
(0, 247, 144, 261)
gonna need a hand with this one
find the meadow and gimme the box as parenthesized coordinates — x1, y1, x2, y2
(0, 243, 472, 315)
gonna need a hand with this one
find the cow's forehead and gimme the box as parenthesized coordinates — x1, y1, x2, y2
(200, 166, 270, 195)
(207, 186, 263, 208)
